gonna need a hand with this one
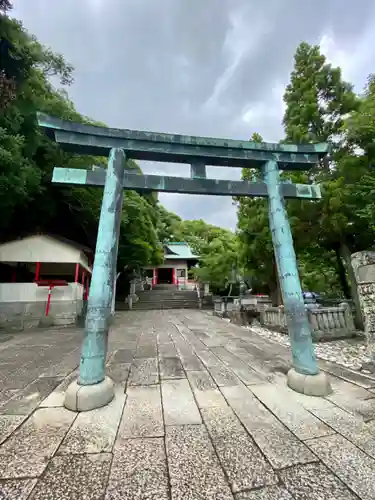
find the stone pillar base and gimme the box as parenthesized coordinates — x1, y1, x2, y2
(64, 376, 115, 411)
(287, 368, 332, 397)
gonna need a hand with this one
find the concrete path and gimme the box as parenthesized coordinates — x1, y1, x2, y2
(0, 310, 375, 499)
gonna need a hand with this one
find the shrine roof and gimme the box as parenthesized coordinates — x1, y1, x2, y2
(164, 242, 199, 260)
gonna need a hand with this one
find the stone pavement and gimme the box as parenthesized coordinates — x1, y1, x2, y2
(0, 310, 375, 499)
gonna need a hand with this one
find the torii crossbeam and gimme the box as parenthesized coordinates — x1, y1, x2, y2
(38, 113, 332, 411)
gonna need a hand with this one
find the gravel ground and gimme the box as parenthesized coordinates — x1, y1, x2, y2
(244, 323, 373, 373)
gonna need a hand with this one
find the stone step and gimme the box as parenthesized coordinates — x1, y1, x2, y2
(138, 291, 197, 297)
(130, 304, 199, 310)
(134, 300, 199, 306)
(136, 297, 198, 301)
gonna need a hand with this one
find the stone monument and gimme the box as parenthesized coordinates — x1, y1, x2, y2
(351, 251, 375, 370)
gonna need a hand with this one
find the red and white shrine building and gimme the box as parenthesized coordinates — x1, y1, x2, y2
(143, 242, 199, 288)
(0, 234, 93, 329)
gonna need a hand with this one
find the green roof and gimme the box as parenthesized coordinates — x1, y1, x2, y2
(164, 242, 199, 260)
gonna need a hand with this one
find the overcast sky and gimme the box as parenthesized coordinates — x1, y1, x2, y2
(12, 0, 375, 230)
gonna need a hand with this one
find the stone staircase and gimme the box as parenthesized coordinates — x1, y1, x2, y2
(127, 284, 200, 310)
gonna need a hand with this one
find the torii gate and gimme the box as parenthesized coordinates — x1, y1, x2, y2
(38, 113, 332, 411)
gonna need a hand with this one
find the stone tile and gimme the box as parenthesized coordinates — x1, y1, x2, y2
(187, 371, 228, 408)
(39, 370, 79, 408)
(112, 348, 134, 364)
(225, 345, 274, 378)
(158, 342, 178, 357)
(106, 437, 169, 500)
(105, 362, 130, 384)
(272, 373, 334, 411)
(118, 385, 164, 439)
(280, 462, 358, 500)
(166, 425, 233, 500)
(329, 395, 375, 422)
(0, 407, 76, 479)
(310, 406, 375, 459)
(29, 453, 111, 500)
(327, 377, 375, 421)
(202, 405, 277, 493)
(58, 388, 126, 454)
(0, 377, 63, 415)
(208, 365, 241, 387)
(222, 385, 316, 469)
(329, 376, 374, 400)
(179, 353, 204, 371)
(0, 479, 37, 500)
(319, 360, 375, 389)
(40, 350, 80, 377)
(0, 415, 26, 445)
(135, 344, 157, 358)
(250, 384, 333, 440)
(159, 357, 185, 380)
(306, 434, 375, 500)
(211, 347, 266, 385)
(0, 390, 18, 406)
(128, 357, 158, 385)
(235, 486, 294, 500)
(157, 330, 172, 344)
(196, 335, 224, 347)
(196, 349, 221, 368)
(162, 379, 201, 425)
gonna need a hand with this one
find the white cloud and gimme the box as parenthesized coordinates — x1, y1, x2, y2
(319, 26, 375, 91)
(203, 7, 270, 111)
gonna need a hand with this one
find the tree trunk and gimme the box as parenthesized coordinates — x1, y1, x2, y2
(340, 242, 364, 331)
(334, 245, 351, 298)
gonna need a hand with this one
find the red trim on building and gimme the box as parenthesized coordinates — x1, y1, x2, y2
(74, 263, 79, 283)
(35, 280, 68, 316)
(35, 262, 41, 281)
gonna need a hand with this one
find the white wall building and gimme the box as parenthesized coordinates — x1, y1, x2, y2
(0, 234, 93, 330)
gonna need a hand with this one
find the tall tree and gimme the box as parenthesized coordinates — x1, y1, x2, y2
(0, 13, 163, 286)
(0, 0, 12, 11)
(235, 133, 283, 302)
(282, 41, 365, 327)
(345, 74, 375, 233)
(283, 41, 358, 149)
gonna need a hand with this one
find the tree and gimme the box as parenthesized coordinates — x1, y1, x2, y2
(0, 0, 12, 12)
(282, 41, 366, 327)
(235, 133, 282, 302)
(345, 74, 375, 233)
(191, 228, 240, 294)
(0, 14, 165, 290)
(283, 41, 358, 149)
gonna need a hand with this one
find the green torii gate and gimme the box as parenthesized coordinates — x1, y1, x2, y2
(38, 113, 332, 411)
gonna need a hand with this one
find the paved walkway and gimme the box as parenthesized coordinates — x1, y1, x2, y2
(0, 310, 375, 499)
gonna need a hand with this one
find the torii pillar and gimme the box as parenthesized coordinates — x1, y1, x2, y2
(64, 148, 126, 411)
(263, 160, 331, 396)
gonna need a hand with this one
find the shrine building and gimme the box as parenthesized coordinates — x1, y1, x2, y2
(143, 242, 199, 288)
(0, 234, 93, 330)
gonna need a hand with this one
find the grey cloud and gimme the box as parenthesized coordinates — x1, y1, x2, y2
(12, 0, 375, 229)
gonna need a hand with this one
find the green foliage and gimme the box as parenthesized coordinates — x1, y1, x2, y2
(156, 213, 239, 293)
(236, 133, 278, 295)
(0, 14, 163, 275)
(193, 232, 240, 294)
(3, 12, 375, 308)
(236, 43, 375, 303)
(0, 0, 12, 12)
(283, 41, 358, 146)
